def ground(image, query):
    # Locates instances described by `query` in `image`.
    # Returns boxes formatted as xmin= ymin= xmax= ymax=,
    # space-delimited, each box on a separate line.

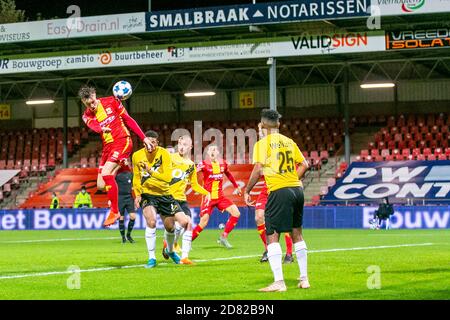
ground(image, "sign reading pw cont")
xmin=323 ymin=161 xmax=450 ymax=204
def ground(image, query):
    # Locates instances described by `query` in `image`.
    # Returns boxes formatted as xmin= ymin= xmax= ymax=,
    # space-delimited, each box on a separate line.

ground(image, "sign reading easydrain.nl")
xmin=386 ymin=28 xmax=450 ymax=50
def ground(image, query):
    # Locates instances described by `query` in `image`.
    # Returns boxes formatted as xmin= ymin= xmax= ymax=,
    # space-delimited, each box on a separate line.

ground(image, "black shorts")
xmin=265 ymin=187 xmax=304 ymax=235
xmin=175 ymin=200 xmax=192 ymax=217
xmin=140 ymin=194 xmax=183 ymax=217
xmin=118 ymin=194 xmax=135 ymax=216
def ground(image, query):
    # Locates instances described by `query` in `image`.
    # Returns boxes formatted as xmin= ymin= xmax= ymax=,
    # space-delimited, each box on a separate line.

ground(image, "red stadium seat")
xmin=427 ymin=154 xmax=436 ymax=161
xmin=423 ymin=148 xmax=432 ymax=156
xmin=438 ymin=154 xmax=447 ymax=161
xmin=381 ymin=149 xmax=390 ymax=159
xmin=417 ymin=154 xmax=426 ymax=161
xmin=368 ymin=149 xmax=378 ymax=157
xmin=402 ymin=149 xmax=411 ymax=158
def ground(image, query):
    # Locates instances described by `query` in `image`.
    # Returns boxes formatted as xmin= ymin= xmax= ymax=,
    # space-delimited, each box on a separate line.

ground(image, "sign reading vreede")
xmin=0 ymin=31 xmax=385 ymax=75
xmin=386 ymin=27 xmax=450 ymax=50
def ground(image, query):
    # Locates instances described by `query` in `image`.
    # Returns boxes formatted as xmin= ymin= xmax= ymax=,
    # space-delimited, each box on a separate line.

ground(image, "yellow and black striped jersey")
xmin=169 ymin=153 xmax=209 ymax=201
xmin=132 ymin=146 xmax=172 ymax=196
xmin=253 ymin=133 xmax=305 ymax=192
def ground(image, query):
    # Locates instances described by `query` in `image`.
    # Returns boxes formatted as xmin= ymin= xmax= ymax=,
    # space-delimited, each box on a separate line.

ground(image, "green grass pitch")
xmin=0 ymin=229 xmax=448 ymax=300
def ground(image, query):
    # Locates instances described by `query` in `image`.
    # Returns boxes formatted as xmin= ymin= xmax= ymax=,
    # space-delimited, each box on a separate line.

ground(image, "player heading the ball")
xmin=79 ymin=84 xmax=152 ymax=227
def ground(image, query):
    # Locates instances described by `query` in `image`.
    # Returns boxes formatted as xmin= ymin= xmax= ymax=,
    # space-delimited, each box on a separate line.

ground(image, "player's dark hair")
xmin=145 ymin=130 xmax=159 ymax=139
xmin=78 ymin=85 xmax=96 ymax=100
xmin=261 ymin=109 xmax=282 ymax=125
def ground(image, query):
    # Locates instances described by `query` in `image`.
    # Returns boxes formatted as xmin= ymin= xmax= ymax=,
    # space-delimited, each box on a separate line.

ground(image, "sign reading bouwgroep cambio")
xmin=322 ymin=160 xmax=450 ymax=205
xmin=0 ymin=32 xmax=385 ymax=74
xmin=0 ymin=12 xmax=146 ymax=44
xmin=146 ymin=0 xmax=371 ymax=32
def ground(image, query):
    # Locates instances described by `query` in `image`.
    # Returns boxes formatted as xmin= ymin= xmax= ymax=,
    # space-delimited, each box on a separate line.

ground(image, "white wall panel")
xmin=286 ymin=86 xmax=336 ymax=107
xmin=184 ymin=91 xmax=228 ymax=111
xmin=398 ymin=81 xmax=450 ymax=101
xmin=131 ymin=93 xmax=173 ymax=113
xmin=349 ymin=83 xmax=394 ymax=103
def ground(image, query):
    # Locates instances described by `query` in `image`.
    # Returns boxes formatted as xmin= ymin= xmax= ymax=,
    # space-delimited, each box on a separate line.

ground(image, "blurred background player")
xmin=251 ymin=180 xmax=294 ymax=263
xmin=116 ymin=163 xmax=136 ymax=244
xmin=73 ymin=186 xmax=93 ymax=209
xmin=79 ymin=85 xmax=152 ymax=227
xmin=370 ymin=197 xmax=394 ymax=230
xmin=245 ymin=109 xmax=310 ymax=292
xmin=132 ymin=130 xmax=189 ymax=268
xmin=49 ymin=192 xmax=60 ymax=209
xmin=192 ymin=144 xmax=242 ymax=249
xmin=162 ymin=135 xmax=211 ymax=264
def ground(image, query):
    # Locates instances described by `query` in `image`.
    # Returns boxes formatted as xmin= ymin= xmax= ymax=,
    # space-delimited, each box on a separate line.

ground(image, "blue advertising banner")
xmin=322 ymin=160 xmax=450 ymax=205
xmin=1 ymin=205 xmax=448 ymax=230
xmin=145 ymin=0 xmax=370 ymax=32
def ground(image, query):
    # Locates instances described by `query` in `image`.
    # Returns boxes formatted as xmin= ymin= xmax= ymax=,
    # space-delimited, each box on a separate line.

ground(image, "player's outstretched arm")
xmin=120 ymin=111 xmax=146 ymax=140
xmin=190 ymin=166 xmax=209 ymax=197
xmin=132 ymin=154 xmax=143 ymax=207
xmin=244 ymin=162 xmax=263 ymax=206
xmin=297 ymin=160 xmax=309 ymax=180
xmin=224 ymin=164 xmax=242 ymax=195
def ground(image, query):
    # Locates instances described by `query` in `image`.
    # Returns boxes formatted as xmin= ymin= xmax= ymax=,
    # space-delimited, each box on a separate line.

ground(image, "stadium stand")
xmin=357 ymin=113 xmax=449 ymax=162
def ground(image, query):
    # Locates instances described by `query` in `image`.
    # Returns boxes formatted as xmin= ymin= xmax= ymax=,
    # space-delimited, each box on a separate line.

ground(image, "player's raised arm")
xmin=114 ymin=99 xmax=153 ymax=150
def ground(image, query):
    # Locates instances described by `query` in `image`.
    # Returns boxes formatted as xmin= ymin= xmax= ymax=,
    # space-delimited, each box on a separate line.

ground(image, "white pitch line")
xmin=0 ymin=236 xmax=144 ymax=244
xmin=0 ymin=243 xmax=434 ymax=281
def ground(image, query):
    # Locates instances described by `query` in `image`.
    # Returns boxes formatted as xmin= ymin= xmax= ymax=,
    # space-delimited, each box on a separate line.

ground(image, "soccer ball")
xmin=113 ymin=81 xmax=132 ymax=100
xmin=218 ymin=223 xmax=225 ymax=230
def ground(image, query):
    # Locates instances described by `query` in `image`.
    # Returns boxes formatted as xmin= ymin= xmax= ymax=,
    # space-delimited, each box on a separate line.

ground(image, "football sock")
xmin=102 ymin=175 xmax=119 ymax=213
xmin=267 ymin=242 xmax=284 ymax=282
xmin=164 ymin=230 xmax=175 ymax=253
xmin=285 ymin=234 xmax=293 ymax=255
xmin=192 ymin=225 xmax=203 ymax=241
xmin=294 ymin=241 xmax=308 ymax=279
xmin=174 ymin=221 xmax=184 ymax=243
xmin=145 ymin=227 xmax=156 ymax=260
xmin=127 ymin=219 xmax=135 ymax=236
xmin=257 ymin=223 xmax=267 ymax=249
xmin=222 ymin=215 xmax=239 ymax=237
xmin=181 ymin=231 xmax=193 ymax=259
xmin=119 ymin=219 xmax=125 ymax=238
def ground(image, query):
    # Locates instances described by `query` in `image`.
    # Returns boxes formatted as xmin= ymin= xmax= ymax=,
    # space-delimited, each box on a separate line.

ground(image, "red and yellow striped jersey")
xmin=82 ymin=96 xmax=130 ymax=145
xmin=197 ymin=159 xmax=239 ymax=200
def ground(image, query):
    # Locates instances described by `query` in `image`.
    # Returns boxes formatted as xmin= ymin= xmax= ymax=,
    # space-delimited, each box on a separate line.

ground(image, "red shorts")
xmin=200 ymin=196 xmax=234 ymax=217
xmin=99 ymin=137 xmax=133 ymax=170
xmin=255 ymin=188 xmax=268 ymax=211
